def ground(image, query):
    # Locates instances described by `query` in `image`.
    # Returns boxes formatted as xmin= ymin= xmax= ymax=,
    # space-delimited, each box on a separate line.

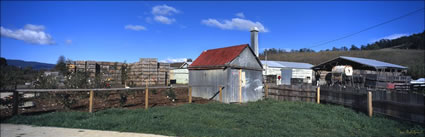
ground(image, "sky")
xmin=1 ymin=1 xmax=424 ymax=64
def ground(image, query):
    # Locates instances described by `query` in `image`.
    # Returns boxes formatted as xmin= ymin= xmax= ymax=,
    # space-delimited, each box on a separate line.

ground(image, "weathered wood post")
xmin=317 ymin=86 xmax=320 ymax=104
xmin=265 ymin=84 xmax=269 ymax=99
xmin=219 ymin=86 xmax=223 ymax=102
xmin=89 ymin=90 xmax=94 ymax=113
xmin=239 ymin=69 xmax=242 ymax=104
xmin=12 ymin=90 xmax=19 ymax=115
xmin=145 ymin=81 xmax=149 ymax=110
xmin=188 ymin=86 xmax=192 ymax=103
xmin=368 ymin=91 xmax=373 ymax=117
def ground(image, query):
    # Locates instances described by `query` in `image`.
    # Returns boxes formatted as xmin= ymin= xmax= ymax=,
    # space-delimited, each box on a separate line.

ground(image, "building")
xmin=312 ymin=56 xmax=410 ymax=90
xmin=261 ymin=60 xmax=313 ymax=85
xmin=169 ymin=62 xmax=191 ymax=84
xmin=188 ymin=44 xmax=263 ymax=103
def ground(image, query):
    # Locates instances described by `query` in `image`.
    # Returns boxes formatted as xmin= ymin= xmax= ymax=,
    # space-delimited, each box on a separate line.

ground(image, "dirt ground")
xmin=1 ymin=87 xmax=211 ymax=119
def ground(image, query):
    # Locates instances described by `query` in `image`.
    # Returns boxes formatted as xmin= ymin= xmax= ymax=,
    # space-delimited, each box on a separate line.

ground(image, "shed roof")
xmin=261 ymin=60 xmax=313 ymax=69
xmin=312 ymin=56 xmax=407 ymax=71
xmin=340 ymin=56 xmax=407 ymax=69
xmin=189 ymin=44 xmax=262 ymax=70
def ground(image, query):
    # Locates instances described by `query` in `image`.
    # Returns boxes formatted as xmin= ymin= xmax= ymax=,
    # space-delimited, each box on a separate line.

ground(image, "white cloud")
xmin=1 ymin=24 xmax=55 ymax=45
xmin=201 ymin=18 xmax=268 ymax=32
xmin=235 ymin=12 xmax=245 ymax=18
xmin=154 ymin=16 xmax=175 ymax=24
xmin=160 ymin=58 xmax=187 ymax=63
xmin=372 ymin=33 xmax=409 ymax=42
xmin=152 ymin=5 xmax=179 ymax=16
xmin=24 ymin=24 xmax=45 ymax=31
xmin=65 ymin=39 xmax=72 ymax=45
xmin=149 ymin=5 xmax=180 ymax=24
xmin=125 ymin=25 xmax=147 ymax=31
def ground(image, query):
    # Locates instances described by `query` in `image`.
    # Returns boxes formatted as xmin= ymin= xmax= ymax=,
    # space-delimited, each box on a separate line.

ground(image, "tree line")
xmin=260 ymin=31 xmax=424 ymax=56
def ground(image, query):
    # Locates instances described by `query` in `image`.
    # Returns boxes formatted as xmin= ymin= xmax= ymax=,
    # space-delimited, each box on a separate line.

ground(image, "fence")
xmin=267 ymin=84 xmax=425 ymax=124
xmin=0 ymin=85 xmax=207 ymax=119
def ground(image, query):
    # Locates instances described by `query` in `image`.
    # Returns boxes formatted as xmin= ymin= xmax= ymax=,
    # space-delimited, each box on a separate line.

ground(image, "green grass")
xmin=3 ymin=100 xmax=424 ymax=137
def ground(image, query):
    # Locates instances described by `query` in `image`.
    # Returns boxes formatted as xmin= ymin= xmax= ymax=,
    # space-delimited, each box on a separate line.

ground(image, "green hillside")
xmin=260 ymin=49 xmax=425 ymax=79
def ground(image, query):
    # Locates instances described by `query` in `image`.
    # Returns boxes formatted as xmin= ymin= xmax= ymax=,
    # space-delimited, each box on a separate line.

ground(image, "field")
xmin=260 ymin=49 xmax=425 ymax=78
xmin=3 ymin=100 xmax=424 ymax=137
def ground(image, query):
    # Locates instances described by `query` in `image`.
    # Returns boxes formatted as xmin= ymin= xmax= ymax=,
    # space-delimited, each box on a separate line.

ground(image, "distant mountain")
xmin=6 ymin=59 xmax=55 ymax=70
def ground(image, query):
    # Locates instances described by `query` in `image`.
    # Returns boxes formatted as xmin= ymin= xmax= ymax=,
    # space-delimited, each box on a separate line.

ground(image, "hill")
xmin=260 ymin=49 xmax=425 ymax=79
xmin=6 ymin=59 xmax=55 ymax=70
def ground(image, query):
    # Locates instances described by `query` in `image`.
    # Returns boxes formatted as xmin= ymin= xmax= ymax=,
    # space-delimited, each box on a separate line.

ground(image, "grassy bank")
xmin=3 ymin=100 xmax=424 ymax=137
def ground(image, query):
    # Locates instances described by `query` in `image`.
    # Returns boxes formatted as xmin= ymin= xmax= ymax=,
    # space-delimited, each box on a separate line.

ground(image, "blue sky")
xmin=1 ymin=1 xmax=424 ymax=64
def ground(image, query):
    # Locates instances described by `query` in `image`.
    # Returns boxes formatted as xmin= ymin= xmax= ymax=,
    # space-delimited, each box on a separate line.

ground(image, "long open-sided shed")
xmin=188 ymin=44 xmax=263 ymax=103
xmin=312 ymin=56 xmax=410 ymax=89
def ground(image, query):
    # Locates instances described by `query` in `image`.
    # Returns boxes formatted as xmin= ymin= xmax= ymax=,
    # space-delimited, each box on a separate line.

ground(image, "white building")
xmin=261 ymin=60 xmax=313 ymax=85
xmin=169 ymin=62 xmax=191 ymax=84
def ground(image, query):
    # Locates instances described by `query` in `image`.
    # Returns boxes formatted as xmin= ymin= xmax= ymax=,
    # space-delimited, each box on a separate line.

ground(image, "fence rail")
xmin=267 ymin=84 xmax=425 ymax=124
xmin=0 ymin=85 xmax=198 ymax=119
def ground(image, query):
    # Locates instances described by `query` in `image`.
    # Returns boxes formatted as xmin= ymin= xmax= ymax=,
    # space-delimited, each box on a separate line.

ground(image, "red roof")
xmin=190 ymin=44 xmax=248 ymax=68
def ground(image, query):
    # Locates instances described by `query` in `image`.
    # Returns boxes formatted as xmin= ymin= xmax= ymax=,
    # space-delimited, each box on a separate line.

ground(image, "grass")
xmin=3 ymin=100 xmax=424 ymax=137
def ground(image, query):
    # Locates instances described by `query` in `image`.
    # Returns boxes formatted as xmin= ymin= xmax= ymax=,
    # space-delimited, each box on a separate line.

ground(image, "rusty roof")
xmin=189 ymin=44 xmax=249 ymax=69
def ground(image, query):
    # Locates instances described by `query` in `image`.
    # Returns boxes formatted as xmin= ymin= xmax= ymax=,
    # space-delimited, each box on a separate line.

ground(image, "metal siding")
xmin=292 ymin=69 xmax=313 ymax=83
xmin=189 ymin=69 xmax=228 ymax=102
xmin=281 ymin=68 xmax=292 ymax=85
xmin=241 ymin=69 xmax=264 ymax=102
xmin=229 ymin=48 xmax=262 ymax=70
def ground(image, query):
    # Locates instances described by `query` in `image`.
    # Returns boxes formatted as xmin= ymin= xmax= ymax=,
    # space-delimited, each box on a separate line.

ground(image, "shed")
xmin=261 ymin=60 xmax=313 ymax=85
xmin=170 ymin=62 xmax=191 ymax=84
xmin=312 ymin=56 xmax=410 ymax=89
xmin=188 ymin=44 xmax=263 ymax=103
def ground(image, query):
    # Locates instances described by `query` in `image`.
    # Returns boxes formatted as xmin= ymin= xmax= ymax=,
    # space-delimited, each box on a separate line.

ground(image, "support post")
xmin=145 ymin=81 xmax=149 ymax=109
xmin=368 ymin=91 xmax=373 ymax=117
xmin=12 ymin=90 xmax=19 ymax=115
xmin=317 ymin=86 xmax=320 ymax=104
xmin=188 ymin=86 xmax=192 ymax=103
xmin=265 ymin=84 xmax=269 ymax=98
xmin=219 ymin=86 xmax=223 ymax=102
xmin=89 ymin=90 xmax=94 ymax=113
xmin=239 ymin=69 xmax=242 ymax=104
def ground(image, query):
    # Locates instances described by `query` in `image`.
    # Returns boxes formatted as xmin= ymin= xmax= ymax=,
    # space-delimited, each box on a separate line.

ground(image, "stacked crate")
xmin=99 ymin=62 xmax=123 ymax=86
xmin=126 ymin=58 xmax=170 ymax=86
xmin=157 ymin=63 xmax=170 ymax=85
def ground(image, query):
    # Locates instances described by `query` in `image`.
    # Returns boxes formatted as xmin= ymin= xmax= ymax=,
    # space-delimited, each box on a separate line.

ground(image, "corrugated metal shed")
xmin=261 ymin=60 xmax=313 ymax=69
xmin=189 ymin=44 xmax=263 ymax=103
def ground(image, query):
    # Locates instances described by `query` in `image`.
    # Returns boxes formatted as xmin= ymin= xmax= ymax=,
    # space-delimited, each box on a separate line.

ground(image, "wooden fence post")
xmin=89 ymin=90 xmax=94 ymax=113
xmin=145 ymin=82 xmax=149 ymax=110
xmin=219 ymin=86 xmax=223 ymax=102
xmin=265 ymin=84 xmax=269 ymax=99
xmin=368 ymin=91 xmax=373 ymax=117
xmin=12 ymin=90 xmax=19 ymax=115
xmin=317 ymin=86 xmax=320 ymax=104
xmin=189 ymin=86 xmax=192 ymax=103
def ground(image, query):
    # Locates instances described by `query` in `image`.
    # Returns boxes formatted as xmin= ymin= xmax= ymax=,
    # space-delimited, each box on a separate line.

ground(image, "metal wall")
xmin=189 ymin=68 xmax=263 ymax=103
xmin=229 ymin=48 xmax=262 ymax=70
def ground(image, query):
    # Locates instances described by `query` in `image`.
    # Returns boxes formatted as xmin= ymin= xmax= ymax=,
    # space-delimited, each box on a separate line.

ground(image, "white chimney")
xmin=250 ymin=27 xmax=259 ymax=57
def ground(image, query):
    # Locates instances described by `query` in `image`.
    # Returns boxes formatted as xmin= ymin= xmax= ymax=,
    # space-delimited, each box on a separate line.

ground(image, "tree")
xmin=55 ymin=55 xmax=68 ymax=75
xmin=350 ymin=45 xmax=359 ymax=51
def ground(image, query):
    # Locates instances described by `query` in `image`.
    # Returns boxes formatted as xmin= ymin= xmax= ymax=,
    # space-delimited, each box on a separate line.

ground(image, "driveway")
xmin=1 ymin=124 xmax=168 ymax=137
